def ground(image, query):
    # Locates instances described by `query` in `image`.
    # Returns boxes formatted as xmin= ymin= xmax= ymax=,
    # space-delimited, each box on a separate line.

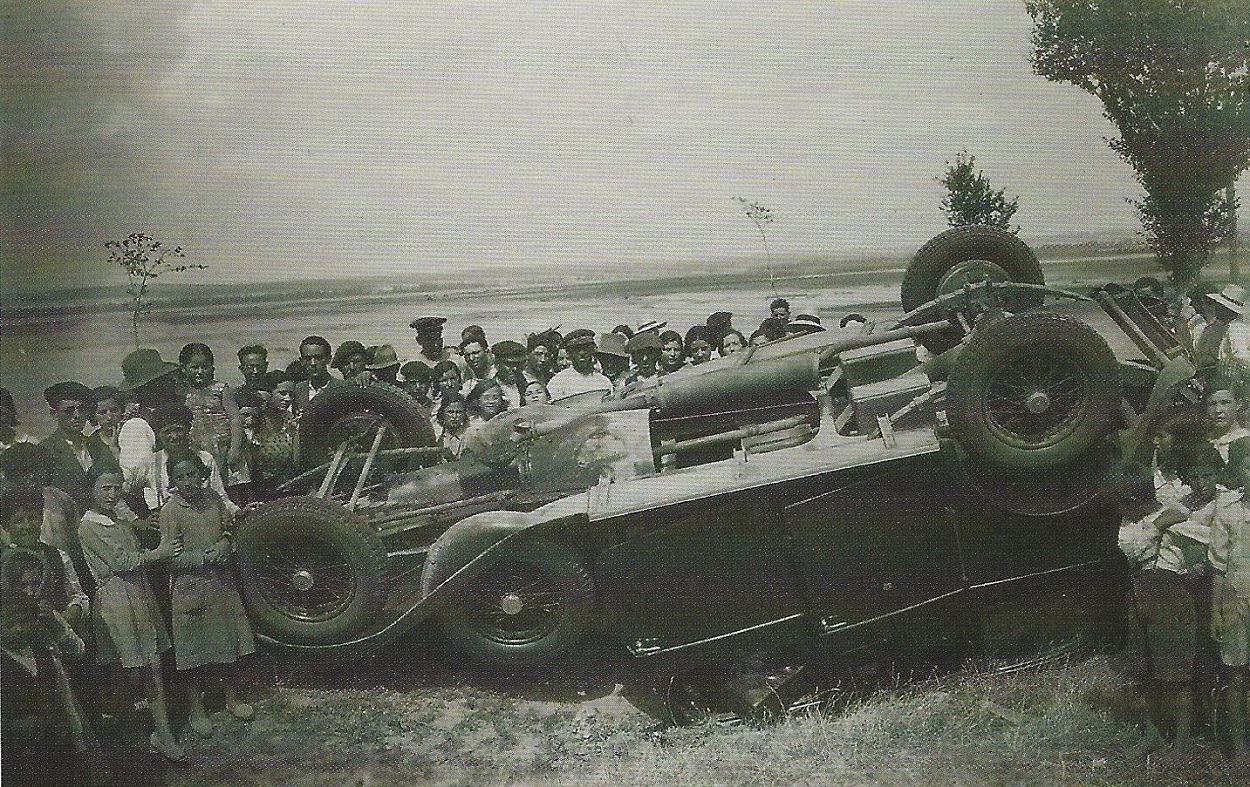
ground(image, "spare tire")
xmin=299 ymin=382 xmax=435 ymax=469
xmin=235 ymin=496 xmax=388 ymax=645
xmin=947 ymin=312 xmax=1121 ymax=472
xmin=902 ymin=226 xmax=1045 ymax=353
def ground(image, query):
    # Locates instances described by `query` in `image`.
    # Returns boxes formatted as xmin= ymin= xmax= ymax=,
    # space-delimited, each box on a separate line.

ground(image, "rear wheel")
xmin=235 ymin=497 xmax=388 ymax=645
xmin=901 ymin=226 xmax=1045 ymax=353
xmin=437 ymin=539 xmax=594 ymax=667
xmin=947 ymin=312 xmax=1121 ymax=471
xmin=299 ymin=383 xmax=435 ymax=469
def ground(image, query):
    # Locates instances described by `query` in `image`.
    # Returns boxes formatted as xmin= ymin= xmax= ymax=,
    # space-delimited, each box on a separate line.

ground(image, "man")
xmin=38 ymin=382 xmax=120 ymax=513
xmin=331 ymin=340 xmax=370 ymax=382
xmin=293 ymin=336 xmax=343 ymax=415
xmin=619 ymin=331 xmax=662 ymax=394
xmin=366 ymin=345 xmax=402 ymax=386
xmin=235 ymin=345 xmax=270 ymax=403
xmin=547 ymin=330 xmax=613 ymax=402
xmin=409 ymin=316 xmax=460 ymax=368
xmin=596 ymin=332 xmax=631 ymax=390
xmin=117 ymin=347 xmax=182 ymax=514
xmin=525 ymin=330 xmax=561 ymax=384
xmin=491 ymin=340 xmax=529 ymax=408
xmin=461 ymin=337 xmax=497 ymax=384
xmin=787 ymin=314 xmax=826 ymax=336
xmin=770 ymin=298 xmax=791 ymax=324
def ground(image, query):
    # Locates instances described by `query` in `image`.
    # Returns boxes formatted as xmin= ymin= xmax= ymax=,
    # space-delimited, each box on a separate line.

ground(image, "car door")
xmin=781 ymin=453 xmax=967 ymax=655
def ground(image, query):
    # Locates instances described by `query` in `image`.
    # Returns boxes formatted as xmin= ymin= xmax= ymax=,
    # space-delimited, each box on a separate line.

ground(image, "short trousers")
xmin=1132 ymin=569 xmax=1198 ymax=683
xmin=1213 ymin=579 xmax=1250 ymax=668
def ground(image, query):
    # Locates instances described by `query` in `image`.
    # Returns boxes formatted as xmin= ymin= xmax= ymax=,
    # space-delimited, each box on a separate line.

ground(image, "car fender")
xmin=419 ymin=510 xmax=586 ymax=608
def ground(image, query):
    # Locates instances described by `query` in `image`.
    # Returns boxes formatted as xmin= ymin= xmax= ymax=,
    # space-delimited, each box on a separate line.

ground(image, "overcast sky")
xmin=3 ymin=1 xmax=1149 ymax=290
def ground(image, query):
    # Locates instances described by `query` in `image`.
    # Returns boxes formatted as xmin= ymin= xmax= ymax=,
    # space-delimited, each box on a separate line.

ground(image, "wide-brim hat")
xmin=1203 ymin=283 xmax=1248 ymax=322
xmin=119 ymin=348 xmax=180 ymax=391
xmin=635 ymin=319 xmax=667 ymax=334
xmin=366 ymin=344 xmax=401 ymax=370
xmin=596 ymin=332 xmax=628 ymax=357
xmin=332 ymin=341 xmax=368 ymax=370
xmin=409 ymin=316 xmax=447 ymax=333
xmin=789 ymin=314 xmax=826 ymax=333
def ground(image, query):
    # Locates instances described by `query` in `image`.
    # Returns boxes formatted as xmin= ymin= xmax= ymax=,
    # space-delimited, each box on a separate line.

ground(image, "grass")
xmin=159 ymin=649 xmax=1243 ymax=787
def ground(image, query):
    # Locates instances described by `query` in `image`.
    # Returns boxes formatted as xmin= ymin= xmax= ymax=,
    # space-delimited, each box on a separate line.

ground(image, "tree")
xmin=1027 ymin=0 xmax=1250 ymax=287
xmin=937 ymin=151 xmax=1021 ymax=232
xmin=106 ymin=233 xmax=204 ymax=347
xmin=735 ymin=197 xmax=778 ymax=295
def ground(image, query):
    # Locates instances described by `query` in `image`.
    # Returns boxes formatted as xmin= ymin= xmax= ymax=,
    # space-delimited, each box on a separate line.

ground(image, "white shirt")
xmin=547 ymin=368 xmax=613 ymax=402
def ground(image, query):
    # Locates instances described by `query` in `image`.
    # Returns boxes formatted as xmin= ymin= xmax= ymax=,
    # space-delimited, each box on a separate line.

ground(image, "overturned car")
xmin=234 ymin=226 xmax=1220 ymax=682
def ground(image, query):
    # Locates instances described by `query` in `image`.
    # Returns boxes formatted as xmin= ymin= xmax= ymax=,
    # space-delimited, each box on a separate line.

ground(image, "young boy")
xmin=1207 ymin=436 xmax=1250 ymax=763
xmin=1118 ymin=441 xmax=1222 ymax=748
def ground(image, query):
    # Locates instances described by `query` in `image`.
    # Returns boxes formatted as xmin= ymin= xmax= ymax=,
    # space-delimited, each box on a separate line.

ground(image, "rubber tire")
xmin=299 ymin=382 xmax=435 ymax=469
xmin=235 ymin=497 xmax=388 ymax=645
xmin=902 ymin=226 xmax=1045 ymax=353
xmin=437 ymin=539 xmax=594 ymax=667
xmin=947 ymin=312 xmax=1121 ymax=472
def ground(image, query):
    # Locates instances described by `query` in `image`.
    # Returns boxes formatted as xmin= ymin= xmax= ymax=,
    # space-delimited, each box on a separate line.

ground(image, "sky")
xmin=2 ymin=0 xmax=1152 ymax=291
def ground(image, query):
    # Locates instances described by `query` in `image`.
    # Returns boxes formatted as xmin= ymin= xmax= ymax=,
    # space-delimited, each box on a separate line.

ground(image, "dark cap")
xmin=409 ymin=316 xmax=447 ymax=333
xmin=44 ymin=381 xmax=95 ymax=408
xmin=625 ymin=331 xmax=662 ymax=354
xmin=492 ymin=340 xmax=528 ymax=363
xmin=563 ymin=329 xmax=596 ymax=350
xmin=331 ymin=341 xmax=368 ymax=370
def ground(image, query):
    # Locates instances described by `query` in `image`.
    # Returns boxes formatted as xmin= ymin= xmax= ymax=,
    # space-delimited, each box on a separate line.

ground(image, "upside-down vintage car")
xmin=234 ymin=226 xmax=1222 ymax=685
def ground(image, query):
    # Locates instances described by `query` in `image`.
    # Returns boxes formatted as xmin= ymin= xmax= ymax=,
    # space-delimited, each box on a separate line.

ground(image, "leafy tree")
xmin=736 ymin=197 xmax=778 ymax=294
xmin=106 ymin=233 xmax=204 ymax=347
xmin=1027 ymin=0 xmax=1250 ymax=286
xmin=937 ymin=151 xmax=1021 ymax=232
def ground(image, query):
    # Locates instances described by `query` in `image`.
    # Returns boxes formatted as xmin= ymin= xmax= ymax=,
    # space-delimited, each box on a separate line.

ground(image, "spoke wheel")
xmin=300 ymin=383 xmax=435 ymax=469
xmin=236 ymin=497 xmax=388 ymax=644
xmin=947 ymin=312 xmax=1120 ymax=471
xmin=438 ymin=539 xmax=593 ymax=667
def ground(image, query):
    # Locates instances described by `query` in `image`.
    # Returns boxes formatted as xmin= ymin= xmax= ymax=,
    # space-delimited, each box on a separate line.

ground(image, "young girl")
xmin=436 ymin=393 xmax=470 ymax=461
xmin=180 ymin=343 xmax=246 ymax=490
xmin=160 ymin=454 xmax=256 ymax=738
xmin=76 ymin=470 xmax=184 ymax=763
xmin=465 ymin=378 xmax=508 ymax=425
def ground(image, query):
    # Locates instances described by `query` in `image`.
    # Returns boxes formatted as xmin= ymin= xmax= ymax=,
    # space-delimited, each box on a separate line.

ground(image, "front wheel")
xmin=436 ymin=539 xmax=594 ymax=667
xmin=235 ymin=497 xmax=388 ymax=645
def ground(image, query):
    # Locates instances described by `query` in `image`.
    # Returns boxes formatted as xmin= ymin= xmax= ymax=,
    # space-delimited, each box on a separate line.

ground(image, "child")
xmin=90 ymin=385 xmax=125 ymax=461
xmin=76 ymin=470 xmax=184 ymax=763
xmin=180 ymin=343 xmax=246 ymax=489
xmin=1 ymin=548 xmax=106 ymax=786
xmin=436 ymin=393 xmax=470 ymax=461
xmin=1 ymin=480 xmax=90 ymax=640
xmin=160 ymin=454 xmax=256 ymax=738
xmin=1207 ymin=436 xmax=1250 ymax=764
xmin=142 ymin=403 xmax=238 ymax=516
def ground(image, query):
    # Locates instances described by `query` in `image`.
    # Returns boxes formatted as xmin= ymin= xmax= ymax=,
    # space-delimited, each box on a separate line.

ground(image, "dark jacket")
xmin=38 ymin=431 xmax=121 ymax=513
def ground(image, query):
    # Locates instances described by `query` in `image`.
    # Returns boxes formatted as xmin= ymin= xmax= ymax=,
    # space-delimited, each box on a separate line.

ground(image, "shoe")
xmin=188 ymin=711 xmax=214 ymax=738
xmin=226 ymin=699 xmax=255 ymax=721
xmin=149 ymin=732 xmax=188 ymax=765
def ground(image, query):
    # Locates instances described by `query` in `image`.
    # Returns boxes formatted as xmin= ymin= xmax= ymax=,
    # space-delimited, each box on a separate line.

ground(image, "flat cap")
xmin=492 ymin=340 xmax=528 ymax=363
xmin=625 ymin=331 xmax=662 ymax=354
xmin=563 ymin=328 xmax=597 ymax=350
xmin=43 ymin=381 xmax=95 ymax=408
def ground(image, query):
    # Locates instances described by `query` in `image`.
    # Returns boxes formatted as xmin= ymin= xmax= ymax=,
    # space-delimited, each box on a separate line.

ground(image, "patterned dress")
xmin=159 ymin=489 xmax=256 ymax=671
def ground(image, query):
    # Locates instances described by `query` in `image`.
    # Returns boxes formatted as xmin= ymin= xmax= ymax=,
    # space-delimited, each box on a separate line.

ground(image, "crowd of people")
xmin=12 ymin=279 xmax=1250 ymax=777
xmin=0 ymin=296 xmax=824 ymax=782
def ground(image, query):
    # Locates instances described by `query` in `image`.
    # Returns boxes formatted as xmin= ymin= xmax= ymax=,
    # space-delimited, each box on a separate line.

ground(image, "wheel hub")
xmin=291 ymin=569 xmax=315 ymax=592
xmin=1025 ymin=391 xmax=1051 ymax=414
xmin=499 ymin=592 xmax=525 ymax=616
xmin=936 ymin=259 xmax=1011 ymax=298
